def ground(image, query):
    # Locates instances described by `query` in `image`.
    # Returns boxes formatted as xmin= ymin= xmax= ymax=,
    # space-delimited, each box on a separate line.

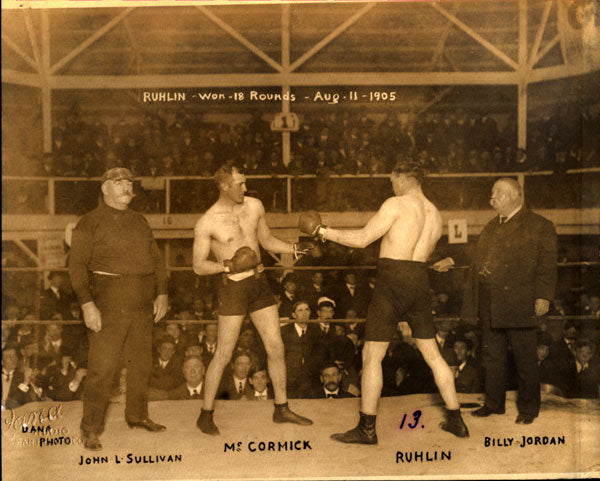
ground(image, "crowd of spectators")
xmin=5 ymin=105 xmax=599 ymax=179
xmin=4 ymin=105 xmax=599 ymax=215
xmin=2 ymin=267 xmax=599 ymax=410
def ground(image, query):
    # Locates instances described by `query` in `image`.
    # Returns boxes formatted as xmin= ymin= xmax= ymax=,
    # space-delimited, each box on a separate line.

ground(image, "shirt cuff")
xmin=68 ymin=381 xmax=79 ymax=392
xmin=18 ymin=383 xmax=29 ymax=392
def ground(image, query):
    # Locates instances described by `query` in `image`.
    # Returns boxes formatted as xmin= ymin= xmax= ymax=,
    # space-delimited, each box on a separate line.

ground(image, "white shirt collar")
xmin=187 ymin=382 xmax=203 ymax=395
xmin=502 ymin=205 xmax=522 ymax=223
xmin=233 ymin=375 xmax=246 ymax=387
xmin=319 ymin=322 xmax=330 ymax=333
xmin=50 ymin=286 xmax=60 ymax=295
xmin=254 ymin=388 xmax=268 ymax=398
xmin=576 ymin=360 xmax=588 ymax=373
xmin=324 ymin=388 xmax=339 ymax=396
xmin=458 ymin=361 xmax=467 ymax=372
xmin=294 ymin=324 xmax=307 ymax=337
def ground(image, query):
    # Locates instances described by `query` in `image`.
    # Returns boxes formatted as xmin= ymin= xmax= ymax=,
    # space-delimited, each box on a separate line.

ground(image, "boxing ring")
xmin=2 ymin=391 xmax=599 ymax=480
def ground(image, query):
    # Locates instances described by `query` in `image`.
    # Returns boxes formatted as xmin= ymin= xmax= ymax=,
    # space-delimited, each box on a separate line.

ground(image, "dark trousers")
xmin=81 ymin=274 xmax=155 ymax=433
xmin=479 ymin=285 xmax=540 ymax=417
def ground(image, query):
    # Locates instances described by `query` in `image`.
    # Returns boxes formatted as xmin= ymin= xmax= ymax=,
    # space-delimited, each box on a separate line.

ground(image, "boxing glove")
xmin=223 ymin=246 xmax=259 ymax=274
xmin=298 ymin=211 xmax=326 ymax=241
xmin=293 ymin=240 xmax=322 ymax=259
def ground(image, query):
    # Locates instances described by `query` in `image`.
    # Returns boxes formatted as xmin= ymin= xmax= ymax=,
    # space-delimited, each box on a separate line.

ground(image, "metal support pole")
xmin=165 ymin=177 xmax=171 ymax=214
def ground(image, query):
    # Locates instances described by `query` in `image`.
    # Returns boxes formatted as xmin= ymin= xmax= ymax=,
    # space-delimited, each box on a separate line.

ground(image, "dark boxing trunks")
xmin=365 ymin=258 xmax=435 ymax=341
xmin=217 ymin=270 xmax=276 ymax=317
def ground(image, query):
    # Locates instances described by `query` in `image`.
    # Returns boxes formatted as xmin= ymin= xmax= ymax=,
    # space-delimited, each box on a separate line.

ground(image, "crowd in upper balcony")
xmin=4 ymin=104 xmax=599 ymax=179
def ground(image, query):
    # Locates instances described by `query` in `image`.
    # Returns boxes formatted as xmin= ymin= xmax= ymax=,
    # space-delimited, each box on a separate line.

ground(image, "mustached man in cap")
xmin=69 ymin=167 xmax=168 ymax=451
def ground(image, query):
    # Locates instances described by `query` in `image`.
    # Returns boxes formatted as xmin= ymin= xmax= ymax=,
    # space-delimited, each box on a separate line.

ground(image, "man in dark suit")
xmin=307 ymin=363 xmax=355 ymax=399
xmin=166 ymin=356 xmax=205 ymax=400
xmin=2 ymin=346 xmax=21 ymax=408
xmin=200 ymin=323 xmax=218 ymax=369
xmin=280 ymin=300 xmax=314 ymax=398
xmin=149 ymin=335 xmax=185 ymax=396
xmin=245 ymin=365 xmax=274 ymax=401
xmin=39 ymin=271 xmax=71 ymax=320
xmin=452 ymin=338 xmax=482 ymax=394
xmin=217 ymin=350 xmax=254 ymax=400
xmin=278 ymin=273 xmax=299 ymax=319
xmin=433 ymin=178 xmax=557 ymax=424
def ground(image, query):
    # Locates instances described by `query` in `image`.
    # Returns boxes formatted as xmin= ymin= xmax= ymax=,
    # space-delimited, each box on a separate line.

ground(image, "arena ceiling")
xmin=1 ymin=1 xmax=576 ymax=84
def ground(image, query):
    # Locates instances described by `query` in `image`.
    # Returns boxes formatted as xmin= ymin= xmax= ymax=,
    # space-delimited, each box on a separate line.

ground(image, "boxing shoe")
xmin=273 ymin=403 xmax=313 ymax=426
xmin=126 ymin=418 xmax=166 ymax=432
xmin=223 ymin=246 xmax=259 ymax=274
xmin=82 ymin=430 xmax=102 ymax=451
xmin=298 ymin=211 xmax=326 ymax=241
xmin=197 ymin=409 xmax=220 ymax=435
xmin=330 ymin=412 xmax=378 ymax=445
xmin=440 ymin=409 xmax=469 ymax=438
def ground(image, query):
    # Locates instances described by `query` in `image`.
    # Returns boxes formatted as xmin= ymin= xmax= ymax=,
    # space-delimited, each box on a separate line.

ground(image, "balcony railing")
xmin=3 ymin=168 xmax=600 ymax=216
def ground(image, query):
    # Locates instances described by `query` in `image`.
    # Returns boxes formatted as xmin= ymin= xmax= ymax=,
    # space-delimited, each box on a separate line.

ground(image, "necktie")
xmin=326 ymin=393 xmax=335 ymax=398
xmin=191 ymin=389 xmax=197 ymax=397
xmin=238 ymin=381 xmax=243 ymax=393
xmin=257 ymin=394 xmax=267 ymax=400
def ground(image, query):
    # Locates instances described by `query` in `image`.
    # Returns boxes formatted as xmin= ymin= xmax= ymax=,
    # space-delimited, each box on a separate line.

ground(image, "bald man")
xmin=433 ymin=178 xmax=557 ymax=424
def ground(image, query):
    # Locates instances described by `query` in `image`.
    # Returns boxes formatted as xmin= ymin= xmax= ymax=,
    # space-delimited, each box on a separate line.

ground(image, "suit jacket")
xmin=167 ymin=382 xmax=205 ymax=400
xmin=306 ymin=386 xmax=355 ymax=399
xmin=245 ymin=386 xmax=274 ymax=401
xmin=39 ymin=288 xmax=71 ymax=320
xmin=45 ymin=364 xmax=83 ymax=401
xmin=217 ymin=375 xmax=253 ymax=400
xmin=149 ymin=357 xmax=185 ymax=391
xmin=461 ymin=209 xmax=557 ymax=328
xmin=5 ymin=375 xmax=48 ymax=409
xmin=454 ymin=361 xmax=482 ymax=393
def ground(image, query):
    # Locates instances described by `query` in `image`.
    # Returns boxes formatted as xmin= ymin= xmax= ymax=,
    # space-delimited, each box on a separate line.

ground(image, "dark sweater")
xmin=69 ymin=201 xmax=167 ymax=305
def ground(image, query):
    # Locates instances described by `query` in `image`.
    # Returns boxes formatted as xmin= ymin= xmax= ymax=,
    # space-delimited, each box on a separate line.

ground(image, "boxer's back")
xmin=380 ymin=193 xmax=442 ymax=262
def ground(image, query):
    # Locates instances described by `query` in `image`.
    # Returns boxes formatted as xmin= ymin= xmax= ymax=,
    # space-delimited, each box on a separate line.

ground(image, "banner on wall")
xmin=38 ymin=234 xmax=67 ymax=268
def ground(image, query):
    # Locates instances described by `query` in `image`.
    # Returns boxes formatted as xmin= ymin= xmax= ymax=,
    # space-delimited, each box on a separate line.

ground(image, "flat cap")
xmin=101 ymin=167 xmax=134 ymax=183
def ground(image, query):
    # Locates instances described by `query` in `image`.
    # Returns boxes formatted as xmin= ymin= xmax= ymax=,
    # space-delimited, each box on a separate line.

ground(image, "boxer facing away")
xmin=299 ymin=163 xmax=469 ymax=444
xmin=192 ymin=161 xmax=314 ymax=435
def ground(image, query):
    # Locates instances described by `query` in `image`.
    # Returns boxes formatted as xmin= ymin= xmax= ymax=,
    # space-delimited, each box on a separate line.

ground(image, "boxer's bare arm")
xmin=324 ymin=198 xmax=400 ymax=249
xmin=255 ymin=200 xmax=295 ymax=255
xmin=192 ymin=216 xmax=225 ymax=275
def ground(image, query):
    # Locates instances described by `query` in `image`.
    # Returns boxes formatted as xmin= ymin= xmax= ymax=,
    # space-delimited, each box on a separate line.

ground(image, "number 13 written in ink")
xmin=399 ymin=410 xmax=424 ymax=430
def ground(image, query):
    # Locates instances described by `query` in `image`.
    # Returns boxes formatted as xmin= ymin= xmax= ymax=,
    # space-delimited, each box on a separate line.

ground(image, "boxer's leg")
xmin=203 ymin=314 xmax=244 ymax=410
xmin=250 ymin=305 xmax=286 ymax=404
xmin=414 ymin=338 xmax=459 ymax=410
xmin=360 ymin=341 xmax=389 ymax=414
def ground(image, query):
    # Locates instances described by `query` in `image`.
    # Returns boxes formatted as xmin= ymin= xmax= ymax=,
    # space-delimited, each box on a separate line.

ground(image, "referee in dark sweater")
xmin=69 ymin=167 xmax=169 ymax=451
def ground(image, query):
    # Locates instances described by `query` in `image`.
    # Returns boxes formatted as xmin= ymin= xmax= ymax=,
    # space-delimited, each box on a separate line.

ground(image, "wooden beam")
xmin=1 ymin=32 xmax=38 ymax=72
xmin=289 ymin=3 xmax=376 ymax=73
xmin=23 ymin=10 xmax=42 ymax=73
xmin=533 ymin=34 xmax=560 ymax=67
xmin=13 ymin=239 xmax=40 ymax=266
xmin=47 ymin=71 xmax=520 ymax=90
xmin=528 ymin=63 xmax=596 ymax=83
xmin=430 ymin=3 xmax=519 ymax=71
xmin=517 ymin=0 xmax=527 ymax=150
xmin=195 ymin=6 xmax=283 ymax=73
xmin=41 ymin=9 xmax=52 ymax=153
xmin=528 ymin=1 xmax=553 ymax=69
xmin=49 ymin=8 xmax=134 ymax=75
xmin=1 ymin=68 xmax=41 ymax=88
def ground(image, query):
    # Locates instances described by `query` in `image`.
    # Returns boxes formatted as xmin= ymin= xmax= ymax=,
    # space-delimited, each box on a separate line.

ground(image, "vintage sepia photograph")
xmin=2 ymin=0 xmax=599 ymax=479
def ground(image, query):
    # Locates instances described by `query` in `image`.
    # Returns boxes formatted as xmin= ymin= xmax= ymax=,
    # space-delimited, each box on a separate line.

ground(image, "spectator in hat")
xmin=148 ymin=335 xmax=185 ymax=397
xmin=184 ymin=336 xmax=203 ymax=359
xmin=39 ymin=271 xmax=72 ymax=321
xmin=278 ymin=273 xmax=299 ymax=319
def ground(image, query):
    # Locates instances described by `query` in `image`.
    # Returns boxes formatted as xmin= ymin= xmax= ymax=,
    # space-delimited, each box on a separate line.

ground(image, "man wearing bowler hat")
xmin=69 ymin=167 xmax=169 ymax=450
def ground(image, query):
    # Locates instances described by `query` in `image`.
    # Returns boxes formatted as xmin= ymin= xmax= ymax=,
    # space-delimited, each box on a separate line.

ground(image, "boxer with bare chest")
xmin=298 ymin=163 xmax=469 ymax=444
xmin=193 ymin=162 xmax=313 ymax=435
